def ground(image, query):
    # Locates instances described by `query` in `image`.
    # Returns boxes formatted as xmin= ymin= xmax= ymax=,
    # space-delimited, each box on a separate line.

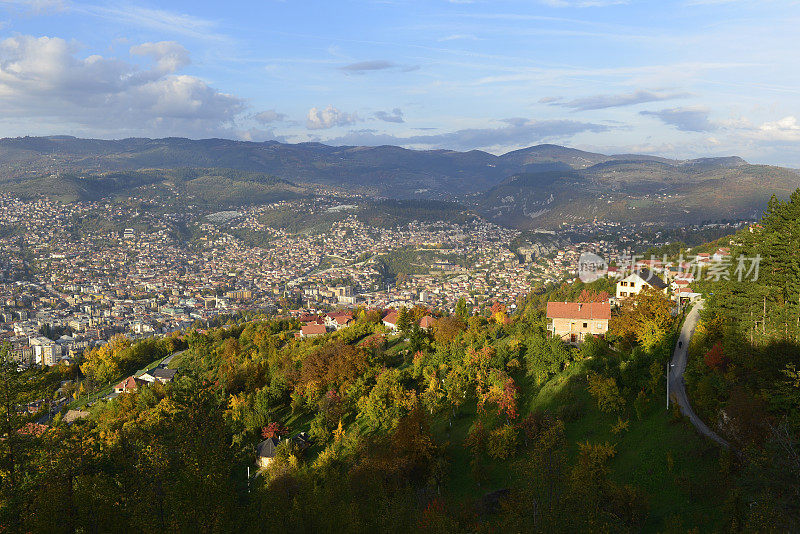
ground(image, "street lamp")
xmin=666 ymin=361 xmax=675 ymax=410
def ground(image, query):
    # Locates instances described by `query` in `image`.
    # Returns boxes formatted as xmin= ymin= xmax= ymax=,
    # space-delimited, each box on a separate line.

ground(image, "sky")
xmin=1 ymin=0 xmax=799 ymax=166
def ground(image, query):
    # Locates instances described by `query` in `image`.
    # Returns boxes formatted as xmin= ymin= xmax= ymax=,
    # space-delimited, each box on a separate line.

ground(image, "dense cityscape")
xmin=1 ymin=190 xmax=751 ymax=370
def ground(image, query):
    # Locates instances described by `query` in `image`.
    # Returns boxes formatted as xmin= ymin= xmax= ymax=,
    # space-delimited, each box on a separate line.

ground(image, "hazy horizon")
xmin=1 ymin=1 xmax=799 ymax=166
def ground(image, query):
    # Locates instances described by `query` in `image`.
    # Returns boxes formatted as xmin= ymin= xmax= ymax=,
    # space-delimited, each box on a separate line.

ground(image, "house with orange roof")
xmin=382 ymin=310 xmax=400 ymax=332
xmin=299 ymin=324 xmax=327 ymax=338
xmin=546 ymin=301 xmax=611 ymax=345
xmin=325 ymin=311 xmax=353 ymax=330
xmin=114 ymin=375 xmax=139 ymax=394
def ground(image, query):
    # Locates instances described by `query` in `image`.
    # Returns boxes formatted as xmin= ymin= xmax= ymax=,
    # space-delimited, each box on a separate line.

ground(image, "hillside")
xmin=1 ymin=136 xmax=799 ymax=228
xmin=1 ymin=279 xmax=739 ymax=532
xmin=477 ymin=161 xmax=800 ymax=229
xmin=4 ymin=202 xmax=799 ymax=530
xmin=0 ymin=168 xmax=307 ymax=207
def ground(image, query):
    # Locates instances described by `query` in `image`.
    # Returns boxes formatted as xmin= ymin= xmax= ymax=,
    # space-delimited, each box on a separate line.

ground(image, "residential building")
xmin=616 ymin=268 xmax=668 ymax=300
xmin=300 ymin=324 xmax=327 ymax=338
xmin=546 ymin=301 xmax=611 ymax=344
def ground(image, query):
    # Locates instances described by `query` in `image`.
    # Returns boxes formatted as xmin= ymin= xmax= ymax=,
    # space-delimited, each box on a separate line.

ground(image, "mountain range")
xmin=1 ymin=136 xmax=798 ymax=229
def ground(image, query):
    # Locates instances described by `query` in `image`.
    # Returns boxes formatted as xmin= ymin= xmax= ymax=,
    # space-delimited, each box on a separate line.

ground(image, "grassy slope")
xmin=428 ymin=358 xmax=727 ymax=532
xmin=167 ymin=328 xmax=728 ymax=531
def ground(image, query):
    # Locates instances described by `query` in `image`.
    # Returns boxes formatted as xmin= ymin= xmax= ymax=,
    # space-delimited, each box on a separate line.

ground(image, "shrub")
xmin=587 ymin=373 xmax=626 ymax=413
xmin=487 ymin=424 xmax=518 ymax=459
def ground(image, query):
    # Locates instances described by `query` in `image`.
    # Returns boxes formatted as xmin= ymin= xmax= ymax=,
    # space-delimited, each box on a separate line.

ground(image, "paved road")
xmin=669 ymin=300 xmax=730 ymax=448
xmin=159 ymin=349 xmax=186 ymax=368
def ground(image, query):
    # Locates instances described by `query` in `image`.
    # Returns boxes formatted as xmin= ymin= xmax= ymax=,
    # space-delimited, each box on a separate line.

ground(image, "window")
xmin=583 ymin=322 xmax=588 ymax=328
xmin=620 ymin=281 xmax=627 ymax=287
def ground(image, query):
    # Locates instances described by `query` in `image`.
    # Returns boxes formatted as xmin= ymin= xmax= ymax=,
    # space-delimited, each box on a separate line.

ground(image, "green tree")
xmin=487 ymin=424 xmax=518 ymax=459
xmin=455 ymin=298 xmax=469 ymax=321
xmin=587 ymin=373 xmax=625 ymax=413
xmin=0 ymin=343 xmax=30 ymax=531
xmin=397 ymin=307 xmax=411 ymax=334
xmin=358 ymin=369 xmax=417 ymax=431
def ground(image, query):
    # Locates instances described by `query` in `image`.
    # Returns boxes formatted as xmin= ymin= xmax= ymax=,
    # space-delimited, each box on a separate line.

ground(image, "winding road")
xmin=669 ymin=299 xmax=730 ymax=448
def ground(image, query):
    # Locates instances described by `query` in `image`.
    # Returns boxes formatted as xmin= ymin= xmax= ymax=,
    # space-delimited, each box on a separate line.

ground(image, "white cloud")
xmin=306 ymin=105 xmax=359 ymax=130
xmin=323 ymin=118 xmax=609 ymax=152
xmin=77 ymin=4 xmax=226 ymax=42
xmin=0 ymin=35 xmax=245 ymax=137
xmin=0 ymin=0 xmax=66 ymax=14
xmin=130 ymin=41 xmax=190 ymax=75
xmin=253 ymin=110 xmax=287 ymax=124
xmin=751 ymin=116 xmax=800 ymax=142
xmin=438 ymin=34 xmax=480 ymax=42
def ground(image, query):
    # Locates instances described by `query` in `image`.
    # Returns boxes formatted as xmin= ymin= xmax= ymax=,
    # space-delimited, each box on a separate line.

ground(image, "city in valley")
xmin=0 ymin=191 xmax=744 ymax=371
xmin=2 ymin=1 xmax=798 ymax=531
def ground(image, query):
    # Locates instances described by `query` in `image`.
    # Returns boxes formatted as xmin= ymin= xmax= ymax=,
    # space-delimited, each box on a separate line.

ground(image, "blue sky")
xmin=1 ymin=0 xmax=799 ymax=166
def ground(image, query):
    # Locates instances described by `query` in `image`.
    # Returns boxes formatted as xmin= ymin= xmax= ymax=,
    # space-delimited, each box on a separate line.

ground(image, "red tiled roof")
xmin=328 ymin=311 xmax=353 ymax=325
xmin=299 ymin=314 xmax=322 ymax=324
xmin=383 ymin=310 xmax=399 ymax=325
xmin=546 ymin=301 xmax=611 ymax=321
xmin=301 ymin=324 xmax=327 ymax=335
xmin=419 ymin=316 xmax=436 ymax=328
xmin=115 ymin=375 xmax=137 ymax=392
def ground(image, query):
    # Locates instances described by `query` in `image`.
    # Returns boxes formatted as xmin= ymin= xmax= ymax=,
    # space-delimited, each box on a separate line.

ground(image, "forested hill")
xmin=2 ymin=136 xmax=800 ymax=228
xmin=677 ymin=192 xmax=800 ymax=529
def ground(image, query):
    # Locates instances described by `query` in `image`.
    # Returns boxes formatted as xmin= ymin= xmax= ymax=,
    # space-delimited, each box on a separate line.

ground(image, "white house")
xmin=616 ymin=268 xmax=668 ymax=300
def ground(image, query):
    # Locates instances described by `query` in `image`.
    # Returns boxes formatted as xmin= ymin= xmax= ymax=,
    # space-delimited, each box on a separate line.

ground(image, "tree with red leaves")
xmin=261 ymin=422 xmax=288 ymax=439
xmin=704 ymin=342 xmax=728 ymax=372
xmin=490 ymin=302 xmax=506 ymax=315
xmin=490 ymin=301 xmax=510 ymax=325
xmin=498 ymin=378 xmax=518 ymax=420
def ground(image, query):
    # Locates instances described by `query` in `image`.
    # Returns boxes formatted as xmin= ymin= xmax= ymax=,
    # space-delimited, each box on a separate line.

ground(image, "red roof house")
xmin=382 ymin=310 xmax=400 ymax=331
xmin=419 ymin=315 xmax=436 ymax=330
xmin=546 ymin=301 xmax=611 ymax=344
xmin=114 ymin=375 xmax=138 ymax=394
xmin=300 ymin=324 xmax=328 ymax=338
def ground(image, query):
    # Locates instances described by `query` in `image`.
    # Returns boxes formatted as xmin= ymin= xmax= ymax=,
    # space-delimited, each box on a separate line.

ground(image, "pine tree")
xmin=455 ymin=298 xmax=469 ymax=321
xmin=397 ymin=307 xmax=411 ymax=334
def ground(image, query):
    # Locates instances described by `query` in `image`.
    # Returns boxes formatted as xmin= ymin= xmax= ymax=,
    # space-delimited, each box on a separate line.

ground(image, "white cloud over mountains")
xmin=753 ymin=116 xmax=800 ymax=142
xmin=306 ymin=105 xmax=359 ymax=130
xmin=325 ymin=118 xmax=609 ymax=152
xmin=253 ymin=110 xmax=287 ymax=124
xmin=0 ymin=35 xmax=244 ymax=136
xmin=130 ymin=41 xmax=191 ymax=75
